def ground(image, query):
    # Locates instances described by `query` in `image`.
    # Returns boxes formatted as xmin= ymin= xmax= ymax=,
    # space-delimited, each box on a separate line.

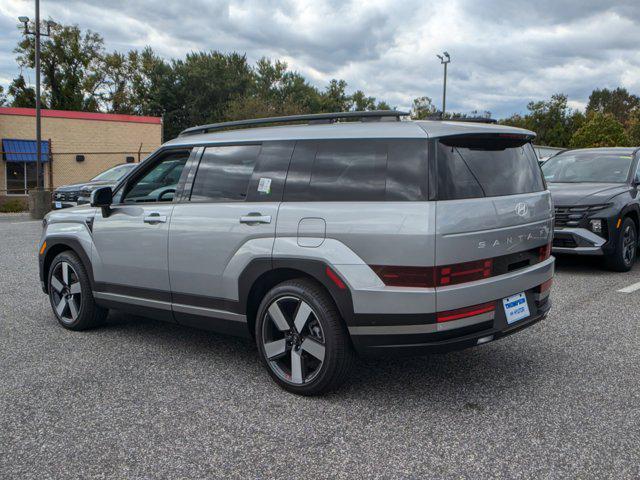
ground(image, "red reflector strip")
xmin=437 ymin=302 xmax=496 ymax=323
xmin=537 ymin=278 xmax=553 ymax=293
xmin=325 ymin=266 xmax=346 ymax=290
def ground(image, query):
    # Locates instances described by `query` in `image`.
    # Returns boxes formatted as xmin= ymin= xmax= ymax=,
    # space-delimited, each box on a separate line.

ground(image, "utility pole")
xmin=436 ymin=52 xmax=451 ymax=116
xmin=19 ymin=2 xmax=51 ymax=218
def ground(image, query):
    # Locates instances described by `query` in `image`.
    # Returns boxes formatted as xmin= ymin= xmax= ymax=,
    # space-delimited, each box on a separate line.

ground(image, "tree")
xmin=625 ymin=110 xmax=640 ymax=146
xmin=8 ymin=75 xmax=36 ymax=107
xmin=0 ymin=85 xmax=6 ymax=106
xmin=587 ymin=88 xmax=640 ymax=126
xmin=570 ymin=112 xmax=629 ymax=148
xmin=410 ymin=96 xmax=438 ymax=119
xmin=320 ymin=79 xmax=352 ymax=112
xmin=501 ymin=94 xmax=583 ymax=147
xmin=14 ymin=21 xmax=106 ymax=111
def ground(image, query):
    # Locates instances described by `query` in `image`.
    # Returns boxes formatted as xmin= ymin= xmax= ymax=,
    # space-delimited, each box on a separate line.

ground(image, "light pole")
xmin=436 ymin=51 xmax=451 ymax=116
xmin=19 ymin=4 xmax=51 ymax=193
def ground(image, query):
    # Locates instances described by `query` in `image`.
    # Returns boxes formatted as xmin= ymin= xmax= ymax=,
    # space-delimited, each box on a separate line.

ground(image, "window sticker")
xmin=257 ymin=177 xmax=272 ymax=194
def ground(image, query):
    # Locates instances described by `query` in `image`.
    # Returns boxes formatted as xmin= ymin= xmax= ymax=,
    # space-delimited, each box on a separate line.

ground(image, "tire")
xmin=605 ymin=217 xmax=637 ymax=272
xmin=255 ymin=278 xmax=354 ymax=396
xmin=47 ymin=251 xmax=108 ymax=330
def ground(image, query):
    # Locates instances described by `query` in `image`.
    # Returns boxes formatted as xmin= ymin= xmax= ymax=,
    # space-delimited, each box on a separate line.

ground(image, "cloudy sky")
xmin=1 ymin=0 xmax=640 ymax=118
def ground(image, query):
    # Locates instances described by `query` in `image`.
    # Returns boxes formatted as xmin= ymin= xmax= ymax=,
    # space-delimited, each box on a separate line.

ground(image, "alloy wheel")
xmin=622 ymin=224 xmax=636 ymax=266
xmin=50 ymin=261 xmax=82 ymax=324
xmin=261 ymin=295 xmax=326 ymax=385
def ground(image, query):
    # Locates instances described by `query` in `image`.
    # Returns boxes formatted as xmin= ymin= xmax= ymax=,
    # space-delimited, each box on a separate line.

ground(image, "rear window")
xmin=436 ymin=135 xmax=544 ymax=200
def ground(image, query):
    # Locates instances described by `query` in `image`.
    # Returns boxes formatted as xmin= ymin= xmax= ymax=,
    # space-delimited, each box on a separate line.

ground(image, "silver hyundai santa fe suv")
xmin=38 ymin=111 xmax=554 ymax=395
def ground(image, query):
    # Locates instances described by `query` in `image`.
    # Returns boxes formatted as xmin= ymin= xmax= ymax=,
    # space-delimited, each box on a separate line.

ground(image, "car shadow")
xmin=100 ymin=310 xmax=553 ymax=403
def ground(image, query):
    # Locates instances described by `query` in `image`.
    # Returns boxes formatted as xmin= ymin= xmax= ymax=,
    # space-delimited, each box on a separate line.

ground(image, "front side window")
xmin=436 ymin=135 xmax=544 ymax=200
xmin=123 ymin=151 xmax=190 ymax=203
xmin=5 ymin=161 xmax=44 ymax=195
xmin=190 ymin=145 xmax=261 ymax=202
xmin=542 ymin=151 xmax=634 ymax=183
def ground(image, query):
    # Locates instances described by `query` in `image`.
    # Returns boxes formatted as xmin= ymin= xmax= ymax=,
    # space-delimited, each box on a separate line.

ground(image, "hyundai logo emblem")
xmin=515 ymin=202 xmax=528 ymax=217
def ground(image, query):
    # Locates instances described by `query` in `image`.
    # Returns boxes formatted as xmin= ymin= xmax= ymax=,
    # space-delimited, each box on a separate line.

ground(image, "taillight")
xmin=437 ymin=259 xmax=492 ymax=286
xmin=539 ymin=243 xmax=551 ymax=261
xmin=371 ymin=259 xmax=493 ymax=288
xmin=370 ymin=265 xmax=435 ymax=288
xmin=437 ymin=302 xmax=495 ymax=323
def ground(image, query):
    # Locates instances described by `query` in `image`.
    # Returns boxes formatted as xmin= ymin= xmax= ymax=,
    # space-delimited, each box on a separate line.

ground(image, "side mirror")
xmin=90 ymin=186 xmax=113 ymax=207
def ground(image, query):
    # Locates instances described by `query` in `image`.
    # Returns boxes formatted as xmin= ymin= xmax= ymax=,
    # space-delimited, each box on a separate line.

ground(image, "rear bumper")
xmin=349 ymin=287 xmax=551 ymax=357
xmin=552 ymin=227 xmax=606 ymax=255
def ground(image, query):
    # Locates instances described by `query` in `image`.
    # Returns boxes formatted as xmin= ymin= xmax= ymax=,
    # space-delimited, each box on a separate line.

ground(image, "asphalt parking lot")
xmin=1 ymin=214 xmax=639 ymax=479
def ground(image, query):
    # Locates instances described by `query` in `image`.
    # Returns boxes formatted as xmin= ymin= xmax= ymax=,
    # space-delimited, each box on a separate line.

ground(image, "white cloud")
xmin=1 ymin=0 xmax=639 ymax=117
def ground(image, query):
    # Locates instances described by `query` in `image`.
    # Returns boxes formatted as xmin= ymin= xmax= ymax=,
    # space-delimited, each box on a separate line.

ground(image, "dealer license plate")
xmin=502 ymin=292 xmax=530 ymax=324
xmin=55 ymin=201 xmax=62 ymax=209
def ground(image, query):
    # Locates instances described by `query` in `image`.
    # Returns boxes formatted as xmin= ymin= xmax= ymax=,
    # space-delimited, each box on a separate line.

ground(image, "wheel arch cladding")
xmin=41 ymin=238 xmax=94 ymax=294
xmin=240 ymin=258 xmax=355 ymax=337
xmin=623 ymin=206 xmax=639 ymax=231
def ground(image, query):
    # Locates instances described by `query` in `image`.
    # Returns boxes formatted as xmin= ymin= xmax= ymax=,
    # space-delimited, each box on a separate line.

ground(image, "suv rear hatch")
xmin=432 ymin=134 xmax=553 ymax=312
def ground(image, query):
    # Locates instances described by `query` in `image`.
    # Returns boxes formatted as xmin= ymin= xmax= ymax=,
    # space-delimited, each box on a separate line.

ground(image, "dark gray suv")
xmin=38 ymin=111 xmax=554 ymax=395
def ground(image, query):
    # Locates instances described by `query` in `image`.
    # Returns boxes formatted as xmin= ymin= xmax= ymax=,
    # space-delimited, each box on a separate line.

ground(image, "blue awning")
xmin=2 ymin=138 xmax=50 ymax=163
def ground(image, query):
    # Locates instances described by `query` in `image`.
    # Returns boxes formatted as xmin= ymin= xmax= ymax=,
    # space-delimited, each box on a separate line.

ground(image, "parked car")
xmin=542 ymin=147 xmax=640 ymax=271
xmin=38 ymin=111 xmax=554 ymax=395
xmin=52 ymin=163 xmax=138 ymax=209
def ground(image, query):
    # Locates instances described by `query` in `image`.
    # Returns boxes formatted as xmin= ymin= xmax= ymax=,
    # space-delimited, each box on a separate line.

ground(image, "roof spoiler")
xmin=422 ymin=115 xmax=498 ymax=124
xmin=179 ymin=110 xmax=410 ymax=136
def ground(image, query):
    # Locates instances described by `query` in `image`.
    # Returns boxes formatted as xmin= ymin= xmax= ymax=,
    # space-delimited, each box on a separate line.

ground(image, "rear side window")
xmin=190 ymin=145 xmax=261 ymax=202
xmin=284 ymin=139 xmax=428 ymax=201
xmin=436 ymin=135 xmax=544 ymax=200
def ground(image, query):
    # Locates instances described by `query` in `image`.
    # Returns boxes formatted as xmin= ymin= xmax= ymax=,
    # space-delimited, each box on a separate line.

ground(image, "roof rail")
xmin=423 ymin=115 xmax=498 ymax=124
xmin=179 ymin=110 xmax=410 ymax=136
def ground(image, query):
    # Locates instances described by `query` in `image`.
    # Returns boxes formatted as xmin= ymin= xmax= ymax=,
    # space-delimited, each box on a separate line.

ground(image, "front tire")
xmin=605 ymin=217 xmax=637 ymax=272
xmin=255 ymin=278 xmax=354 ymax=396
xmin=48 ymin=251 xmax=108 ymax=330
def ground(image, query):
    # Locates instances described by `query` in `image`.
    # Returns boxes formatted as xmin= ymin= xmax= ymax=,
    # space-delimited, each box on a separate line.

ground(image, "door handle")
xmin=144 ymin=212 xmax=167 ymax=224
xmin=239 ymin=213 xmax=271 ymax=225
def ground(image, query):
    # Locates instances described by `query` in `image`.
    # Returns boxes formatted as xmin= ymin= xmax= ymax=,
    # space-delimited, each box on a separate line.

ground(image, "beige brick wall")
xmin=0 ymin=113 xmax=162 ymax=197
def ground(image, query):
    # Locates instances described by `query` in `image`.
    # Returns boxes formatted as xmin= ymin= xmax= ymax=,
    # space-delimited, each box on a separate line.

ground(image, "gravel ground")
xmin=1 ymin=217 xmax=639 ymax=479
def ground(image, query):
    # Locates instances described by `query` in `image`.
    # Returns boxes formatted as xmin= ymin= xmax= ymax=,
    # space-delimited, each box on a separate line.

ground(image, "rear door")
xmin=167 ymin=142 xmax=293 ymax=331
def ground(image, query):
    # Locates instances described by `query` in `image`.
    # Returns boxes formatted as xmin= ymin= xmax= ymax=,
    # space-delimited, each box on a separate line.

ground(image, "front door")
xmin=91 ymin=149 xmax=192 ymax=318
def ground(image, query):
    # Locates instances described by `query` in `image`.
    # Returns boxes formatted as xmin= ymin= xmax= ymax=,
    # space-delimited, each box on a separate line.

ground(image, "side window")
xmin=284 ymin=139 xmax=428 ymax=202
xmin=386 ymin=140 xmax=428 ymax=201
xmin=285 ymin=140 xmax=387 ymax=201
xmin=190 ymin=145 xmax=261 ymax=202
xmin=123 ymin=150 xmax=190 ymax=203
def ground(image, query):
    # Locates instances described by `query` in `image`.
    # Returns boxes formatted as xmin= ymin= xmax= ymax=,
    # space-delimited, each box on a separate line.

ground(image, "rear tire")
xmin=47 ymin=251 xmax=108 ymax=330
xmin=605 ymin=217 xmax=637 ymax=272
xmin=255 ymin=278 xmax=354 ymax=396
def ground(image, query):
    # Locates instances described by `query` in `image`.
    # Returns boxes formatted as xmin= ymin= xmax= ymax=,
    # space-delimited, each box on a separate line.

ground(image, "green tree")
xmin=570 ymin=112 xmax=629 ymax=148
xmin=8 ymin=75 xmax=36 ymax=107
xmin=14 ymin=21 xmax=105 ymax=111
xmin=0 ymin=85 xmax=6 ymax=106
xmin=587 ymin=87 xmax=640 ymax=126
xmin=501 ymin=94 xmax=582 ymax=147
xmin=320 ymin=79 xmax=352 ymax=112
xmin=410 ymin=96 xmax=437 ymax=119
xmin=625 ymin=110 xmax=640 ymax=146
